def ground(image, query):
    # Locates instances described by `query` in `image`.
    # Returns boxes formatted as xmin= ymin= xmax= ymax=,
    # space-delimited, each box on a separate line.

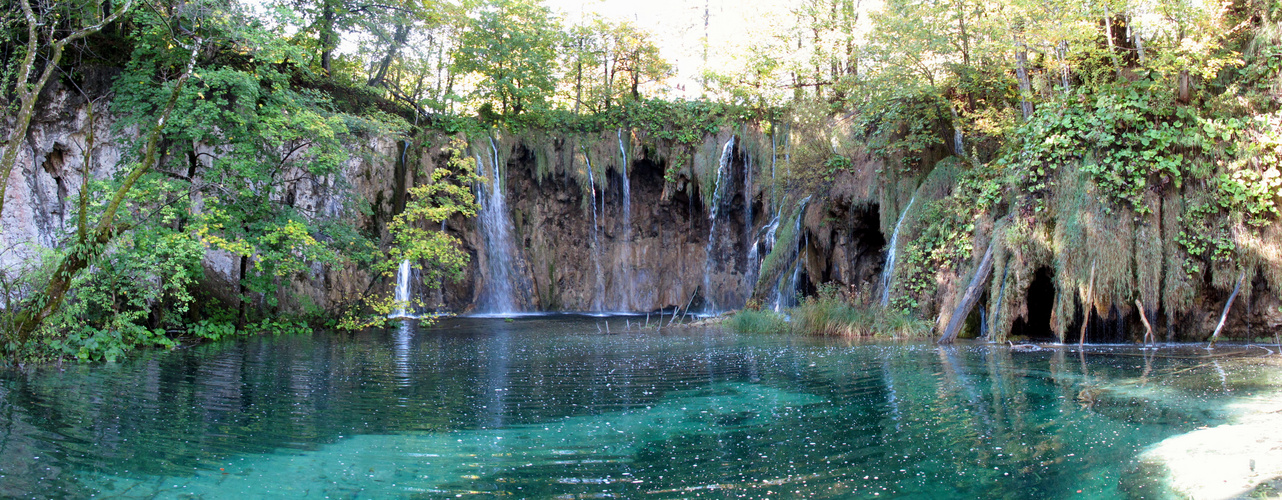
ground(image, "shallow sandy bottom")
xmin=1141 ymin=356 xmax=1282 ymax=499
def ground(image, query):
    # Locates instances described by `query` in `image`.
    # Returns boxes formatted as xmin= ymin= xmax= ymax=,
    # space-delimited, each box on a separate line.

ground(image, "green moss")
xmin=893 ymin=159 xmax=1000 ymax=313
xmin=751 ymin=195 xmax=808 ymax=301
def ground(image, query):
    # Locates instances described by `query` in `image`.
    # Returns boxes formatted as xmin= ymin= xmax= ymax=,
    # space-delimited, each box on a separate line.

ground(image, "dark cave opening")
xmin=1012 ymin=267 xmax=1056 ymax=341
xmin=853 ymin=204 xmax=887 ymax=283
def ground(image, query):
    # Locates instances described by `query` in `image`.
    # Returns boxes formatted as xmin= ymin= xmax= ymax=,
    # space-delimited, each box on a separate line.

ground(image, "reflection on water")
xmin=0 ymin=316 xmax=1276 ymax=498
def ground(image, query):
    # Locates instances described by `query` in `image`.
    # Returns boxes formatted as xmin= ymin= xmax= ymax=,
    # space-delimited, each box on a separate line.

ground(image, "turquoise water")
xmin=0 ymin=316 xmax=1275 ymax=498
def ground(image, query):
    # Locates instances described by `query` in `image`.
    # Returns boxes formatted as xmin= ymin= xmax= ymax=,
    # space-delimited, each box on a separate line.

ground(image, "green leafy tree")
xmin=6 ymin=7 xmax=201 ymax=357
xmin=453 ymin=0 xmax=562 ymax=117
xmin=339 ymin=136 xmax=480 ymax=329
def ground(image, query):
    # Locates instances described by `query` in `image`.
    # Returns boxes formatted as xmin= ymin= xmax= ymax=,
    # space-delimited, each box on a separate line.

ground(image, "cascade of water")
xmin=585 ymin=156 xmax=605 ymax=312
xmin=770 ymin=127 xmax=777 ymax=210
xmin=390 ymin=259 xmax=413 ymax=318
xmin=701 ymin=137 xmax=735 ymax=314
xmin=950 ymin=107 xmax=964 ymax=156
xmin=743 ymin=144 xmax=755 ymax=291
xmin=879 ymin=195 xmax=916 ymax=308
xmin=757 ymin=213 xmax=781 ymax=256
xmin=789 ymin=234 xmax=808 ymax=303
xmin=618 ymin=129 xmax=634 ymax=311
xmin=978 ymin=308 xmax=987 ymax=339
xmin=474 ymin=138 xmax=519 ymax=314
xmin=772 ymin=195 xmax=811 ymax=311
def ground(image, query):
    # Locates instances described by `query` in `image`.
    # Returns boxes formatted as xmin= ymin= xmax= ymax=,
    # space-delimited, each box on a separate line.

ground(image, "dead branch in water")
xmin=1080 ymin=260 xmax=1096 ymax=346
xmin=1208 ymin=271 xmax=1245 ymax=349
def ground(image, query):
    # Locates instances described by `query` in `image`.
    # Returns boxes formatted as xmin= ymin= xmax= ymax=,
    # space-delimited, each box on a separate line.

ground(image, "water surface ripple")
xmin=0 ymin=316 xmax=1274 ymax=498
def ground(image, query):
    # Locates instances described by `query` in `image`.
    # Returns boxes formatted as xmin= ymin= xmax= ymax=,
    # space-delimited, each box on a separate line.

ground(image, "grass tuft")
xmin=726 ymin=309 xmax=789 ymax=334
xmin=742 ymin=285 xmax=934 ymax=339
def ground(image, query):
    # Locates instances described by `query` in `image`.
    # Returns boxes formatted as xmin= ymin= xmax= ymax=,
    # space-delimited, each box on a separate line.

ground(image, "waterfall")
xmin=743 ymin=143 xmax=755 ymax=291
xmin=754 ymin=213 xmax=781 ymax=260
xmin=772 ymin=195 xmax=811 ymax=311
xmin=701 ymin=137 xmax=735 ymax=314
xmin=618 ymin=129 xmax=634 ymax=311
xmin=950 ymin=107 xmax=964 ymax=156
xmin=390 ymin=259 xmax=413 ymax=318
xmin=585 ymin=156 xmax=605 ymax=312
xmin=747 ymin=214 xmax=774 ymax=290
xmin=474 ymin=138 xmax=519 ymax=314
xmin=879 ymin=195 xmax=916 ymax=308
xmin=770 ymin=127 xmax=778 ymax=209
xmin=775 ymin=235 xmax=808 ymax=312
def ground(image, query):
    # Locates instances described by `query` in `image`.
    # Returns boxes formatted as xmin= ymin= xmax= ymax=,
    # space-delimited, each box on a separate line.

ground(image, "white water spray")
xmin=585 ymin=156 xmax=605 ymax=312
xmin=701 ymin=137 xmax=735 ymax=314
xmin=390 ymin=259 xmax=413 ymax=318
xmin=475 ymin=138 xmax=519 ymax=314
xmin=879 ymin=195 xmax=916 ymax=308
xmin=618 ymin=129 xmax=635 ymax=311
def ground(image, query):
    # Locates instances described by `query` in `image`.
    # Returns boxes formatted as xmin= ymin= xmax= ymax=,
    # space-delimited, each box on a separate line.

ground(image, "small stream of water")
xmin=618 ymin=129 xmax=634 ymax=311
xmin=880 ymin=194 xmax=916 ymax=308
xmin=701 ymin=137 xmax=735 ymax=314
xmin=585 ymin=156 xmax=605 ymax=312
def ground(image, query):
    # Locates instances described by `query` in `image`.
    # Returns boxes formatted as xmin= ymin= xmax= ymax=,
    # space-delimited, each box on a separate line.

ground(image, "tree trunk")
xmin=603 ymin=53 xmax=612 ymax=110
xmin=319 ymin=0 xmax=336 ymax=75
xmin=1079 ymin=260 xmax=1095 ymax=345
xmin=1102 ymin=6 xmax=1122 ymax=77
xmin=938 ymin=242 xmax=995 ymax=343
xmin=1208 ymin=272 xmax=1246 ymax=348
xmin=368 ymin=23 xmax=410 ymax=87
xmin=1135 ymin=299 xmax=1155 ymax=345
xmin=631 ymin=69 xmax=640 ymax=101
xmin=957 ymin=0 xmax=970 ymax=66
xmin=1 ymin=0 xmax=134 ymax=220
xmin=574 ymin=39 xmax=583 ymax=113
xmin=1057 ymin=40 xmax=1070 ymax=92
xmin=1013 ymin=31 xmax=1034 ymax=120
xmin=1177 ymin=70 xmax=1191 ymax=103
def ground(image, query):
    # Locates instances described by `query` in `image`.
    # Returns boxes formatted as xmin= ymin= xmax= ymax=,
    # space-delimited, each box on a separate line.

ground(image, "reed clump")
xmin=731 ymin=284 xmax=932 ymax=338
xmin=726 ymin=309 xmax=789 ymax=334
xmin=791 ymin=294 xmax=932 ymax=338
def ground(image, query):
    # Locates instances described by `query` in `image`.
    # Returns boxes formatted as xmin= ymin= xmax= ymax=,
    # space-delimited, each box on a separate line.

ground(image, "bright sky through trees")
xmin=545 ymin=0 xmax=856 ymax=98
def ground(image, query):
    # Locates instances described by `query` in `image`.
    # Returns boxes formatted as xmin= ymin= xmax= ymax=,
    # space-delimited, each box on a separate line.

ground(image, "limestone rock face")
xmin=0 ymin=84 xmax=402 ymax=313
xmin=1 ymin=88 xmax=113 ymax=274
xmin=437 ymin=141 xmax=758 ymax=314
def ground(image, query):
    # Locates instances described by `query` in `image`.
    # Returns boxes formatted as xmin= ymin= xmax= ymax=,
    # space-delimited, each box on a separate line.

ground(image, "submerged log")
xmin=1207 ymin=271 xmax=1245 ymax=348
xmin=938 ymin=242 xmax=995 ymax=344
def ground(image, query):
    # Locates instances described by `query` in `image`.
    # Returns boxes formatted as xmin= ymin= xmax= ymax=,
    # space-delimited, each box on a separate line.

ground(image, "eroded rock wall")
xmin=0 ymin=82 xmax=406 ymax=314
xmin=433 ymin=133 xmax=761 ymax=313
